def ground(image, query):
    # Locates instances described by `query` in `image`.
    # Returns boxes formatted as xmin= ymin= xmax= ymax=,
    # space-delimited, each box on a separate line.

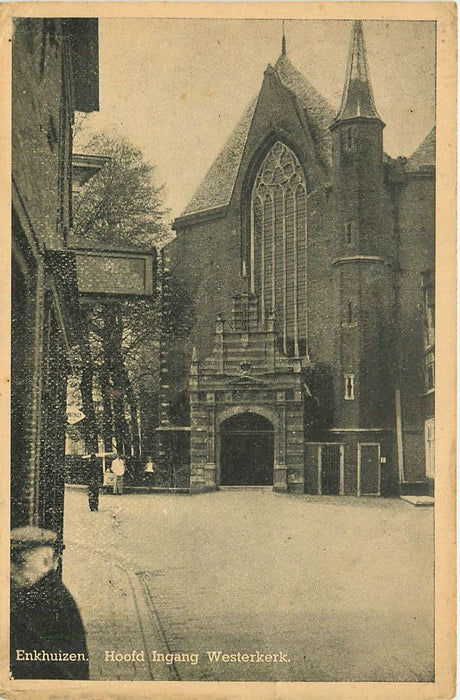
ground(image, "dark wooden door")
xmin=321 ymin=444 xmax=341 ymax=495
xmin=220 ymin=413 xmax=274 ymax=486
xmin=358 ymin=443 xmax=381 ymax=495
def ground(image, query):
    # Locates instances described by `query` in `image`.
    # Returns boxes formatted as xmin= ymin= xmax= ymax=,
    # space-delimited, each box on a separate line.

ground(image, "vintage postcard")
xmin=0 ymin=2 xmax=456 ymax=699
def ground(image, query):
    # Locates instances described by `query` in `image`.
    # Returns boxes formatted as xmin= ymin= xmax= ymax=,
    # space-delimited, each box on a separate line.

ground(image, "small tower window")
xmin=346 ymin=129 xmax=354 ymax=150
xmin=342 ymin=301 xmax=356 ymax=328
xmin=345 ymin=221 xmax=355 ymax=246
xmin=344 ymin=374 xmax=355 ymax=400
xmin=343 ymin=126 xmax=357 ymax=153
xmin=347 ymin=302 xmax=353 ymax=325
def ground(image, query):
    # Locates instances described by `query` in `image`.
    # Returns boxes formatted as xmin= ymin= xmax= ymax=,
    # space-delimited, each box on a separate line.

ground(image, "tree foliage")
xmin=70 ymin=133 xmax=170 ymax=473
xmin=73 ymin=133 xmax=170 ymax=249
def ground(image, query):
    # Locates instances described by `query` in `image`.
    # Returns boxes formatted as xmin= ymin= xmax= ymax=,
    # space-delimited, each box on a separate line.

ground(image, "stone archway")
xmin=219 ymin=412 xmax=274 ymax=486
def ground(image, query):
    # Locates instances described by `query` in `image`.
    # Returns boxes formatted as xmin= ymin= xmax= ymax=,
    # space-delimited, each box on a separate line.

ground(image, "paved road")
xmin=63 ymin=487 xmax=433 ymax=682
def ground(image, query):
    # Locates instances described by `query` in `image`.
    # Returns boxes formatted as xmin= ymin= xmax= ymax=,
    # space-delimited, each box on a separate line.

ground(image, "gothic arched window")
xmin=250 ymin=141 xmax=308 ymax=357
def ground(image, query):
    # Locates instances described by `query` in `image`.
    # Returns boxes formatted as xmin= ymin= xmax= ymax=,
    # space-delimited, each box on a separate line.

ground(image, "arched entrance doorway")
xmin=220 ymin=413 xmax=274 ymax=486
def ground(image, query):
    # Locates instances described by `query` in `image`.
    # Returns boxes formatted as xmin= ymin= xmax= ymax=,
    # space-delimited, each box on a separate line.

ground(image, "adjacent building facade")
xmin=12 ymin=19 xmax=99 ymax=542
xmin=158 ymin=21 xmax=435 ymax=495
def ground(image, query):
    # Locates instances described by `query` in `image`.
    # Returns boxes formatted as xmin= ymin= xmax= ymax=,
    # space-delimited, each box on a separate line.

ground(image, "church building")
xmin=158 ymin=21 xmax=435 ymax=496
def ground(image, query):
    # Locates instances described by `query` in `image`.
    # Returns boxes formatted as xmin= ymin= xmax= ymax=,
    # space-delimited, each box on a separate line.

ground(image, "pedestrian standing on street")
xmin=111 ymin=454 xmax=126 ymax=494
xmin=144 ymin=456 xmax=155 ymax=491
xmin=85 ymin=454 xmax=101 ymax=511
xmin=10 ymin=526 xmax=89 ymax=680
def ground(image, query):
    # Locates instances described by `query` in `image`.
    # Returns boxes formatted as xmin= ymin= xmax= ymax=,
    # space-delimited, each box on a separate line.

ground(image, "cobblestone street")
xmin=63 ymin=487 xmax=434 ymax=682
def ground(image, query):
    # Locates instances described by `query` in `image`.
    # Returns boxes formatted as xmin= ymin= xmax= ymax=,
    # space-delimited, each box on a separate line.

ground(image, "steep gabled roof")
xmin=180 ymin=55 xmax=334 ymax=218
xmin=406 ymin=127 xmax=435 ymax=172
xmin=182 ymin=98 xmax=258 ymax=217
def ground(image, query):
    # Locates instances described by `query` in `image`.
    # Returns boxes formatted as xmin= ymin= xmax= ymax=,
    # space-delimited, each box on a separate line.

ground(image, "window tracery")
xmin=250 ymin=142 xmax=308 ymax=357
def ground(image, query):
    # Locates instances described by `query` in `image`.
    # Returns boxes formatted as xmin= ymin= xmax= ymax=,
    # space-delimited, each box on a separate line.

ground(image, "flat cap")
xmin=11 ymin=526 xmax=57 ymax=550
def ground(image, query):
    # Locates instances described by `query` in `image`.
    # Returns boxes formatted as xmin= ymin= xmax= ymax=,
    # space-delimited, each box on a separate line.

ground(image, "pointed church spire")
xmin=334 ymin=20 xmax=382 ymax=123
xmin=281 ymin=20 xmax=286 ymax=55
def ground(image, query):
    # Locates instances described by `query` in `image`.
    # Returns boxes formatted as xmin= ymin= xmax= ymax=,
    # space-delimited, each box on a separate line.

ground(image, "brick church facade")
xmin=158 ymin=21 xmax=435 ymax=496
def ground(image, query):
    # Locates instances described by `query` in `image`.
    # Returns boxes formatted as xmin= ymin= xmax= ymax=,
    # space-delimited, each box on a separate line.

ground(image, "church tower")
xmin=330 ymin=21 xmax=395 ymax=494
xmin=331 ymin=20 xmax=386 ymax=255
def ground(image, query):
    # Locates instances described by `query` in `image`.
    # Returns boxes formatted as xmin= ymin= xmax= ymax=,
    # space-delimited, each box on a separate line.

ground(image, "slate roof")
xmin=333 ymin=20 xmax=381 ymax=124
xmin=182 ymin=97 xmax=258 ymax=217
xmin=406 ymin=127 xmax=435 ymax=172
xmin=274 ymin=54 xmax=335 ymax=170
xmin=180 ymin=54 xmax=335 ymax=218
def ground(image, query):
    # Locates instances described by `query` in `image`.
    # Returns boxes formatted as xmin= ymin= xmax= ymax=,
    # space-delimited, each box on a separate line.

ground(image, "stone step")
xmin=400 ymin=495 xmax=434 ymax=507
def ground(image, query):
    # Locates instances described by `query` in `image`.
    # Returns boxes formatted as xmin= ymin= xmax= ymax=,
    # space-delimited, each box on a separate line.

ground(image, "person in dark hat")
xmin=10 ymin=526 xmax=89 ymax=680
xmin=86 ymin=453 xmax=101 ymax=511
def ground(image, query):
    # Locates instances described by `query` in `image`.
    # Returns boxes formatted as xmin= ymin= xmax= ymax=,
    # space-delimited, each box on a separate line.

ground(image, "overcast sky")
xmin=75 ymin=19 xmax=435 ymax=221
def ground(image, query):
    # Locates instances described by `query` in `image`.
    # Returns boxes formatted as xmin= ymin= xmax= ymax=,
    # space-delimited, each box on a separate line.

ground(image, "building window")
xmin=15 ymin=18 xmax=35 ymax=53
xmin=40 ymin=19 xmax=59 ymax=77
xmin=421 ymin=269 xmax=435 ymax=348
xmin=250 ymin=141 xmax=308 ymax=357
xmin=344 ymin=374 xmax=355 ymax=400
xmin=426 ymin=362 xmax=435 ymax=391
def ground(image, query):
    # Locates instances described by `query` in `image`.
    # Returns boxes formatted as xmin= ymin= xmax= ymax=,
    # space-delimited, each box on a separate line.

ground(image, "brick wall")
xmin=12 ymin=19 xmax=72 ymax=250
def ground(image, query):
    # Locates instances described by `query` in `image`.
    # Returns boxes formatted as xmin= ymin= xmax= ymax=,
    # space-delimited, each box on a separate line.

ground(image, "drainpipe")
xmin=395 ymin=388 xmax=405 ymax=483
xmin=393 ymin=174 xmax=405 ymax=484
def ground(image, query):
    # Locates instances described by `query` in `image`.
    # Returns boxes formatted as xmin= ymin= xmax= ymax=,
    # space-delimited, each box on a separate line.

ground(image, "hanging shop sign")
xmin=73 ymin=248 xmax=156 ymax=298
